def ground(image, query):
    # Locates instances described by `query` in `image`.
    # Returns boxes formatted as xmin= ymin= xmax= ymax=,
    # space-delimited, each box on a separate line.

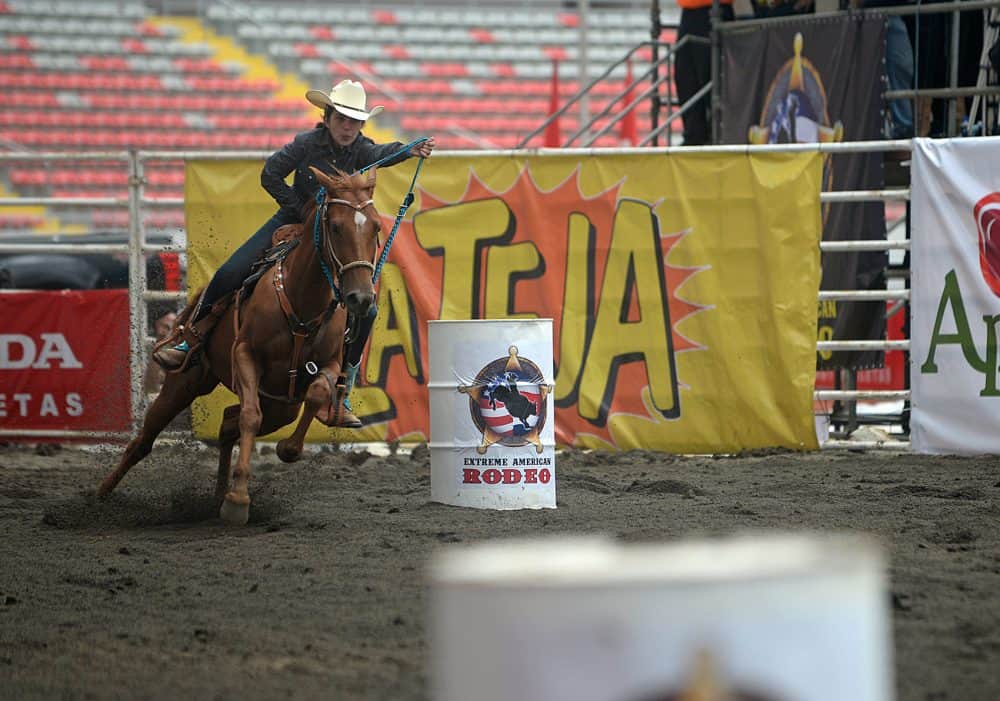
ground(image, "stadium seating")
xmin=204 ymin=1 xmax=676 ymax=149
xmin=0 ymin=1 xmax=677 ymax=232
xmin=0 ymin=0 xmax=320 ymax=231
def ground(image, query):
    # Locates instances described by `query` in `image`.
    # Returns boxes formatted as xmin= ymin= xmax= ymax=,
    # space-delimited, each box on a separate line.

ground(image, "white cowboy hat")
xmin=305 ymin=79 xmax=384 ymax=121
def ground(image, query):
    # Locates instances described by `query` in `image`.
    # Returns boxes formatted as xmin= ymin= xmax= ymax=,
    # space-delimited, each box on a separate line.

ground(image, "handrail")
xmin=712 ymin=0 xmax=1000 ymax=139
xmin=0 ymin=151 xmax=130 ymax=161
xmin=641 ymin=82 xmax=711 ymax=146
xmin=0 ymin=138 xmax=28 ymax=152
xmin=885 ymin=86 xmax=1000 ymax=100
xmin=716 ymin=0 xmax=1000 ymax=32
xmin=574 ymin=66 xmax=671 ymax=147
xmin=441 ymin=125 xmax=501 ymax=150
xmin=570 ymin=32 xmax=707 ymax=148
xmin=516 ymin=39 xmax=679 ymax=149
xmin=210 ymin=0 xmax=263 ymax=28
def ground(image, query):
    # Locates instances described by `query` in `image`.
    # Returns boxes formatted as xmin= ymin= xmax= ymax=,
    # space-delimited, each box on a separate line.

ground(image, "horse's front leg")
xmin=221 ymin=340 xmax=261 ymax=525
xmin=216 ymin=404 xmax=241 ymax=503
xmin=275 ymin=369 xmax=338 ymax=463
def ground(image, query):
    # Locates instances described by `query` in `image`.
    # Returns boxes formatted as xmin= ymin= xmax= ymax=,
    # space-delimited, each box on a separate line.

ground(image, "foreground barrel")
xmin=430 ymin=533 xmax=891 ymax=701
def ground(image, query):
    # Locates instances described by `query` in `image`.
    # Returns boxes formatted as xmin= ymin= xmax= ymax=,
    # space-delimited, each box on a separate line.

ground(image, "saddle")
xmin=156 ymin=225 xmax=307 ymax=375
xmin=238 ymin=223 xmax=304 ymax=299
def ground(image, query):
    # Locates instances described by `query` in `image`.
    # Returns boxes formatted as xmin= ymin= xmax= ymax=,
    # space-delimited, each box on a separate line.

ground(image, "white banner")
xmin=911 ymin=136 xmax=1000 ymax=454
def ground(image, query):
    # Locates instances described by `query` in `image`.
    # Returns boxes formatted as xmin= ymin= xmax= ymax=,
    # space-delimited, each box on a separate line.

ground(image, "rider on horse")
xmin=153 ymin=79 xmax=435 ymax=424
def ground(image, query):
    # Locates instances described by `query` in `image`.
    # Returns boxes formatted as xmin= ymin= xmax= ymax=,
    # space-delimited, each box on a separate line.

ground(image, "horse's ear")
xmin=365 ymin=168 xmax=377 ymax=189
xmin=309 ymin=166 xmax=337 ymax=191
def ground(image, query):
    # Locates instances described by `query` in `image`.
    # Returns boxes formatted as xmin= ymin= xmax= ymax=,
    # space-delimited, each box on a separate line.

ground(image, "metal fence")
xmin=0 ymin=144 xmax=910 ymax=448
xmin=712 ymin=0 xmax=1000 ymax=141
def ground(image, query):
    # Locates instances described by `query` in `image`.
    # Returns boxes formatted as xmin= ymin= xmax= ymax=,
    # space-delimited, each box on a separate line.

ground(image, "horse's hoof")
xmin=275 ymin=439 xmax=301 ymax=463
xmin=95 ymin=478 xmax=117 ymax=499
xmin=219 ymin=495 xmax=250 ymax=525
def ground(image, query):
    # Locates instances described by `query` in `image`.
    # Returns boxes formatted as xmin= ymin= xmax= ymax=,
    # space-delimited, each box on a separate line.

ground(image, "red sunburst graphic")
xmin=379 ymin=163 xmax=708 ymax=448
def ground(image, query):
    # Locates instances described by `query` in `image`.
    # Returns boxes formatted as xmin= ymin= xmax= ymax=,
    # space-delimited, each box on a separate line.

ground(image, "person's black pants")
xmin=195 ymin=208 xmax=299 ymax=320
xmin=675 ymin=5 xmax=733 ymax=146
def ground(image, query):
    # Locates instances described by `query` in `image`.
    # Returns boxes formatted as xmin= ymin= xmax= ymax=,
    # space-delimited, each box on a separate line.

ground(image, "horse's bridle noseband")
xmin=316 ymin=195 xmax=380 ymax=280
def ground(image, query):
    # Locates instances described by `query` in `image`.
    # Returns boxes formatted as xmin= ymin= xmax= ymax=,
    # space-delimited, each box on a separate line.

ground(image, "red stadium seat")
xmin=659 ymin=28 xmax=678 ymax=43
xmin=309 ymin=26 xmax=335 ymax=41
xmin=558 ymin=12 xmax=580 ymax=28
xmin=121 ymin=38 xmax=149 ymax=54
xmin=136 ymin=21 xmax=164 ymax=38
xmin=383 ymin=45 xmax=410 ymax=60
xmin=543 ymin=47 xmax=569 ymax=62
xmin=422 ymin=63 xmax=469 ymax=78
xmin=9 ymin=169 xmax=45 ymax=187
xmin=81 ymin=55 xmax=130 ymax=72
xmin=371 ymin=9 xmax=398 ymax=25
xmin=469 ymin=28 xmax=495 ymax=43
xmin=294 ymin=43 xmax=320 ymax=59
xmin=0 ymin=53 xmax=33 ymax=69
xmin=491 ymin=63 xmax=516 ymax=78
xmin=9 ymin=36 xmax=34 ymax=51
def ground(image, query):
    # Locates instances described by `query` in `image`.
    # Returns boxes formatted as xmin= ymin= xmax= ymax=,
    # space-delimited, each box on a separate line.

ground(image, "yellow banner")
xmin=185 ymin=152 xmax=822 ymax=452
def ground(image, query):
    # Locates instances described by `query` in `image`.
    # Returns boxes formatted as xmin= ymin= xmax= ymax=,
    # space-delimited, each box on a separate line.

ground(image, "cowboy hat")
xmin=305 ymin=79 xmax=384 ymax=121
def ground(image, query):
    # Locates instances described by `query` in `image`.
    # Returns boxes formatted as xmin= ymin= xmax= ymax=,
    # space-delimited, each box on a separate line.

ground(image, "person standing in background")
xmin=675 ymin=0 xmax=734 ymax=146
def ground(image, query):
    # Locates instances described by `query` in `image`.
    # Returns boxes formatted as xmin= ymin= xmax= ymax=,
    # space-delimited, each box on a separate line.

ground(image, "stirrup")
xmin=152 ymin=340 xmax=192 ymax=371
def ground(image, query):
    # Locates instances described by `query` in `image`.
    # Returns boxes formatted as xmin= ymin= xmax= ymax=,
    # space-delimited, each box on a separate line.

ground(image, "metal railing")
xmin=517 ymin=38 xmax=683 ymax=149
xmin=712 ymin=0 xmax=1000 ymax=140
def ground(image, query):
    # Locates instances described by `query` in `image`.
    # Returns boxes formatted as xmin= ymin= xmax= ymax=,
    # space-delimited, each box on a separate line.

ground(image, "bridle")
xmin=312 ymin=187 xmax=380 ymax=302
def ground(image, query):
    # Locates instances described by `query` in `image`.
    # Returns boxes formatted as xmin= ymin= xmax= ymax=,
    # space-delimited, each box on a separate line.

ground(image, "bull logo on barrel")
xmin=458 ymin=345 xmax=552 ymax=454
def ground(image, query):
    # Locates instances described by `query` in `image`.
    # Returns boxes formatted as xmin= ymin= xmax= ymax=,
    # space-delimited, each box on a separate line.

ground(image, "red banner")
xmin=0 ymin=290 xmax=130 ymax=433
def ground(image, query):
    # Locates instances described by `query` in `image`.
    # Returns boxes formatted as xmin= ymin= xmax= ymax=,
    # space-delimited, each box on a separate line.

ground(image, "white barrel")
xmin=428 ymin=319 xmax=556 ymax=510
xmin=430 ymin=533 xmax=892 ymax=701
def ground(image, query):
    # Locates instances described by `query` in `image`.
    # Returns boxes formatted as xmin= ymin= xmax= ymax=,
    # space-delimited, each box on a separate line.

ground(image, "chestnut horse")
xmin=97 ymin=167 xmax=382 ymax=524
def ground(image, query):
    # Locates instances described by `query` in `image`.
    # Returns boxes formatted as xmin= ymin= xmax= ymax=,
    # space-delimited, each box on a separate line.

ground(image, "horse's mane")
xmin=327 ymin=166 xmax=376 ymax=194
xmin=301 ymin=166 xmax=377 ymax=223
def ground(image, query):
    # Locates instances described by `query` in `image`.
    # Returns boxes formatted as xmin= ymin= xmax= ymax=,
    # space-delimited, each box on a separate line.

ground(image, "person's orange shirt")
xmin=676 ymin=0 xmax=732 ymax=7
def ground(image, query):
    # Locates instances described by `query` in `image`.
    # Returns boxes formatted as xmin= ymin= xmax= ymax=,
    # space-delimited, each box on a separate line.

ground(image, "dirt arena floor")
xmin=0 ymin=440 xmax=998 ymax=700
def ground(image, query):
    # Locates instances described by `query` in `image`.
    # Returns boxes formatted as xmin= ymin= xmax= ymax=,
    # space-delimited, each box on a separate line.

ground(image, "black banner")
xmin=719 ymin=15 xmax=887 ymax=370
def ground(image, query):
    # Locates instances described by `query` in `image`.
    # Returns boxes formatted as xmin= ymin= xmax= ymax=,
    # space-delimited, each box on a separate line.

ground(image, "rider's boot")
xmin=333 ymin=361 xmax=362 ymax=428
xmin=152 ymin=298 xmax=227 ymax=372
xmin=334 ymin=304 xmax=375 ymax=428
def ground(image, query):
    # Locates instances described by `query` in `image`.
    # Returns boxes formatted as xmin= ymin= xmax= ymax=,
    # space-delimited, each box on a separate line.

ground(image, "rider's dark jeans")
xmin=194 ymin=208 xmax=299 ymax=321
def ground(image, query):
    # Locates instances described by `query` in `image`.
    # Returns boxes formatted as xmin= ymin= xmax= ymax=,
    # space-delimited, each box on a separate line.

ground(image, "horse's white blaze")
xmin=354 ymin=210 xmax=367 ymax=232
